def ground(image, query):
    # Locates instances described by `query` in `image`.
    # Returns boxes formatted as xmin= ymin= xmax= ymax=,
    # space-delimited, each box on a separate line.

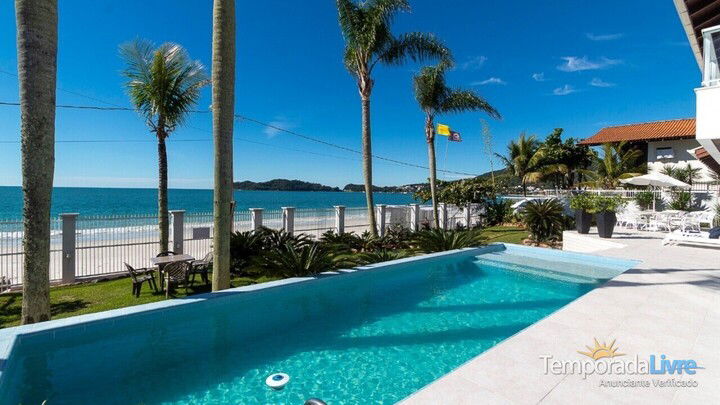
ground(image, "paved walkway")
xmin=402 ymin=229 xmax=719 ymax=404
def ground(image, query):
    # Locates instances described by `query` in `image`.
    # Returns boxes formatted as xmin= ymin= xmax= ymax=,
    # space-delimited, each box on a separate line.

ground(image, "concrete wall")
xmin=646 ymin=139 xmax=714 ymax=182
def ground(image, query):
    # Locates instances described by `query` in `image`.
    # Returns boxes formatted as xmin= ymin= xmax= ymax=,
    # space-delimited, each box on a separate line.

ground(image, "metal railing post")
xmin=250 ymin=208 xmax=263 ymax=230
xmin=61 ymin=213 xmax=78 ymax=284
xmin=282 ymin=207 xmax=295 ymax=235
xmin=377 ymin=204 xmax=387 ymax=237
xmin=334 ymin=205 xmax=345 ymax=234
xmin=409 ymin=204 xmax=420 ymax=232
xmin=169 ymin=210 xmax=185 ymax=254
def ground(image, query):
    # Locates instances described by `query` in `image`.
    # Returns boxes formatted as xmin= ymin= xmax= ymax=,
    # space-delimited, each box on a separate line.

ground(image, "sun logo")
xmin=578 ymin=338 xmax=625 ymax=360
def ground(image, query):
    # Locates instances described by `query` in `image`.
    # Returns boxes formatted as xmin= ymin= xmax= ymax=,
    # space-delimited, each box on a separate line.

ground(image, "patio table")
xmin=150 ymin=254 xmax=195 ymax=292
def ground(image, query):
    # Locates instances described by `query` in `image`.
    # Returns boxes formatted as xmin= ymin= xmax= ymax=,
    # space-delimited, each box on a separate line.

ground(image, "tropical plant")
xmin=714 ymin=202 xmax=720 ymax=227
xmin=253 ymin=243 xmax=341 ymax=278
xmin=229 ymin=230 xmax=265 ymax=275
xmin=383 ymin=225 xmax=413 ymax=250
xmin=120 ymin=40 xmax=208 ymax=255
xmin=320 ymin=230 xmax=359 ymax=253
xmin=412 ymin=228 xmax=486 ymax=253
xmin=210 ymin=0 xmax=236 ymax=291
xmin=256 ymin=227 xmax=312 ymax=250
xmin=485 ymin=199 xmax=513 ymax=226
xmin=667 ymin=191 xmax=694 ymax=211
xmin=521 ymin=199 xmax=565 ymax=242
xmin=495 ymin=133 xmax=547 ymax=196
xmin=336 ymin=0 xmax=451 ymax=236
xmin=413 ymin=60 xmax=500 ymax=227
xmin=16 ymin=0 xmax=58 ymax=324
xmin=535 ymin=129 xmax=592 ymax=188
xmin=634 ymin=191 xmax=655 ymax=210
xmin=413 ymin=177 xmax=496 ymax=207
xmin=581 ymin=142 xmax=645 ymax=188
xmin=353 ymin=249 xmax=412 ymax=265
xmin=569 ymin=193 xmax=594 ymax=212
xmin=587 ymin=195 xmax=625 ymax=214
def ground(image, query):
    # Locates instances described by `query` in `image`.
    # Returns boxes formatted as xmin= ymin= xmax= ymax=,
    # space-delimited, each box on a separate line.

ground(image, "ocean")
xmin=0 ymin=186 xmax=417 ymax=220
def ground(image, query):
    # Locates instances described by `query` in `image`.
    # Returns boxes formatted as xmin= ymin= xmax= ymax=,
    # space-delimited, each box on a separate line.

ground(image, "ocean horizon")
xmin=0 ymin=186 xmax=417 ymax=220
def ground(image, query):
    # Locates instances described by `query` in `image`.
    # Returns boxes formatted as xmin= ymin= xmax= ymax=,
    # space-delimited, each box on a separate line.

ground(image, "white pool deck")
xmin=403 ymin=229 xmax=720 ymax=404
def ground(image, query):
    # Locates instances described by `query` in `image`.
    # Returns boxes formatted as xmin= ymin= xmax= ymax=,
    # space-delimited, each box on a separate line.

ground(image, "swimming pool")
xmin=0 ymin=244 xmax=636 ymax=404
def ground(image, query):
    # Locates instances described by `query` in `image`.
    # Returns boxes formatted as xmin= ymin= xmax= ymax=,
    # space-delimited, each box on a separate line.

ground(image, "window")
xmin=655 ymin=147 xmax=674 ymax=160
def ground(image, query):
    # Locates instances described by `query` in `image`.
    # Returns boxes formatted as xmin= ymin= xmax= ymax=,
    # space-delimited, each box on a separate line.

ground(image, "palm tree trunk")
xmin=157 ymin=134 xmax=169 ymax=253
xmin=16 ymin=0 xmax=57 ymax=324
xmin=211 ymin=0 xmax=235 ymax=291
xmin=360 ymin=92 xmax=378 ymax=236
xmin=425 ymin=115 xmax=439 ymax=228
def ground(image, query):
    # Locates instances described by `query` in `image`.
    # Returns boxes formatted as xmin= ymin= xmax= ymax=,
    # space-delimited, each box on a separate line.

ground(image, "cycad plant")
xmin=413 ymin=61 xmax=500 ymax=226
xmin=521 ymin=199 xmax=565 ymax=242
xmin=229 ymin=230 xmax=265 ymax=275
xmin=354 ymin=249 xmax=412 ymax=265
xmin=412 ymin=228 xmax=486 ymax=253
xmin=254 ymin=243 xmax=341 ymax=278
xmin=120 ymin=40 xmax=208 ymax=254
xmin=336 ymin=0 xmax=451 ymax=236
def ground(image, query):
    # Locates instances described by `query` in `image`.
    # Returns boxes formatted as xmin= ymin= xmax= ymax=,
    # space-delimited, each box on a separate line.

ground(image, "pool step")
xmin=476 ymin=252 xmax=620 ymax=281
xmin=474 ymin=257 xmax=602 ymax=284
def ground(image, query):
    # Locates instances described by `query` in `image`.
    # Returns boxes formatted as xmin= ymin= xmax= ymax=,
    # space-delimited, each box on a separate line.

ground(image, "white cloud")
xmin=472 ymin=77 xmax=506 ymax=86
xmin=586 ymin=33 xmax=624 ymax=41
xmin=557 ymin=56 xmax=621 ymax=72
xmin=460 ymin=56 xmax=488 ymax=70
xmin=589 ymin=77 xmax=615 ymax=87
xmin=263 ymin=118 xmax=295 ymax=138
xmin=553 ymin=85 xmax=577 ymax=96
xmin=531 ymin=72 xmax=546 ymax=82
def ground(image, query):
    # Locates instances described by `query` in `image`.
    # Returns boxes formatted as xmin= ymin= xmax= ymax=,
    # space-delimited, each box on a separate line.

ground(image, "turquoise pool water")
xmin=0 ymin=245 xmax=633 ymax=404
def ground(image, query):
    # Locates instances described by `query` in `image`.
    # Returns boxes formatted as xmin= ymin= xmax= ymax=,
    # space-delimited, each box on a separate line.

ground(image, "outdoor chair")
xmin=163 ymin=260 xmax=192 ymax=298
xmin=190 ymin=251 xmax=213 ymax=285
xmin=156 ymin=251 xmax=176 ymax=257
xmin=124 ymin=263 xmax=157 ymax=298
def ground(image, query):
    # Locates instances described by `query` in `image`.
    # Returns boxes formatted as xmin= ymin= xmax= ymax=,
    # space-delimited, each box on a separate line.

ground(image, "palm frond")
xmin=439 ymin=89 xmax=501 ymax=118
xmin=378 ymin=32 xmax=452 ymax=67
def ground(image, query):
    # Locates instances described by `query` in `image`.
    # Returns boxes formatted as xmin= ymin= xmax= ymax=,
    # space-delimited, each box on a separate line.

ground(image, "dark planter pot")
xmin=596 ymin=211 xmax=617 ymax=238
xmin=575 ymin=210 xmax=592 ymax=234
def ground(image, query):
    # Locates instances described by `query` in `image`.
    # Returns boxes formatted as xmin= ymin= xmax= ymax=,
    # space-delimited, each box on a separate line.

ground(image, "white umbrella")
xmin=620 ymin=173 xmax=690 ymax=211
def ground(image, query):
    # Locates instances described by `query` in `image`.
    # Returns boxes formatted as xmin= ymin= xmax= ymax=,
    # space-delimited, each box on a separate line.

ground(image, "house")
xmin=578 ymin=0 xmax=720 ymax=185
xmin=578 ymin=118 xmax=717 ymax=182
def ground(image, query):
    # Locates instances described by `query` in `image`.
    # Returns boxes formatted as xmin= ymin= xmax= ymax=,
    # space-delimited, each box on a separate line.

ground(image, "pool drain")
xmin=265 ymin=373 xmax=290 ymax=390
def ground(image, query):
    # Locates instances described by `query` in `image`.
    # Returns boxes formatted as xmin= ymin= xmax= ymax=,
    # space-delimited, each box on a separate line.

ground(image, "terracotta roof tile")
xmin=579 ymin=118 xmax=696 ymax=145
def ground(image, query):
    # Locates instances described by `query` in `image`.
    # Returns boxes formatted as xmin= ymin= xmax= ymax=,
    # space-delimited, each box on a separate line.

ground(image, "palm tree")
xmin=413 ymin=61 xmax=500 ymax=227
xmin=16 ymin=0 xmax=58 ymax=324
xmin=582 ymin=142 xmax=644 ymax=188
xmin=336 ymin=0 xmax=451 ymax=236
xmin=210 ymin=0 xmax=236 ymax=291
xmin=120 ymin=40 xmax=208 ymax=254
xmin=495 ymin=133 xmax=543 ymax=196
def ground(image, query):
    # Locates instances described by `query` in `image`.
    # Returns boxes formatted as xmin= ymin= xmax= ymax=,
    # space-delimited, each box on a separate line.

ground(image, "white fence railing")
xmin=2 ymin=203 xmax=483 ymax=287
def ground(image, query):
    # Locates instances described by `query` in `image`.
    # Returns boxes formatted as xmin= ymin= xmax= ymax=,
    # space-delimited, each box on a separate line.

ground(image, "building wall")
xmin=646 ymin=139 xmax=714 ymax=182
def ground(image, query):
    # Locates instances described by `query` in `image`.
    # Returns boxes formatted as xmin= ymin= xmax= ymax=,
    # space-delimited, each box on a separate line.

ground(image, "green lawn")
xmin=0 ymin=226 xmax=528 ymax=328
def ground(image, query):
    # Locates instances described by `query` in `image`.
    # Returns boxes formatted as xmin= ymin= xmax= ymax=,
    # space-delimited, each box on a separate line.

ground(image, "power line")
xmin=0 ymin=100 xmax=480 ymax=176
xmin=0 ymin=67 xmax=480 ymax=176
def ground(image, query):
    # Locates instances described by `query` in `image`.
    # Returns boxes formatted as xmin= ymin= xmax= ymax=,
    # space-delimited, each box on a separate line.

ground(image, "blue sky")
xmin=0 ymin=0 xmax=701 ymax=189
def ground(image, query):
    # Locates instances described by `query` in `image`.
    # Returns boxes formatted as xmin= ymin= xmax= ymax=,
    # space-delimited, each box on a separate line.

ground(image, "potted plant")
xmin=569 ymin=193 xmax=594 ymax=234
xmin=634 ymin=191 xmax=654 ymax=210
xmin=589 ymin=195 xmax=625 ymax=238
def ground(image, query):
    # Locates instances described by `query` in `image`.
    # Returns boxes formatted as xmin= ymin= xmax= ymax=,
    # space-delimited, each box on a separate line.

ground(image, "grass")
xmin=0 ymin=226 xmax=528 ymax=329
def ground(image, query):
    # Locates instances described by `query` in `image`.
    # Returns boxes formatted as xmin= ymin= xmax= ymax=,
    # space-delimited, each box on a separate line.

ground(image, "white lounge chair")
xmin=662 ymin=230 xmax=720 ymax=248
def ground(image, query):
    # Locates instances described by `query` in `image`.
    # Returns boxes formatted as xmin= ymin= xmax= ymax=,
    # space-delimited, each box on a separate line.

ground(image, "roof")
xmin=578 ymin=118 xmax=696 ymax=146
xmin=695 ymin=146 xmax=720 ymax=174
xmin=674 ymin=0 xmax=720 ymax=68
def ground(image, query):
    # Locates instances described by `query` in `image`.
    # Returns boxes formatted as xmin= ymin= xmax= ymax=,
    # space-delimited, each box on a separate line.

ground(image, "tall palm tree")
xmin=336 ymin=0 xmax=451 ymax=236
xmin=413 ymin=61 xmax=500 ymax=227
xmin=16 ymin=0 xmax=57 ymax=324
xmin=581 ymin=142 xmax=644 ymax=188
xmin=495 ymin=133 xmax=543 ymax=196
xmin=211 ymin=0 xmax=235 ymax=291
xmin=120 ymin=40 xmax=208 ymax=253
